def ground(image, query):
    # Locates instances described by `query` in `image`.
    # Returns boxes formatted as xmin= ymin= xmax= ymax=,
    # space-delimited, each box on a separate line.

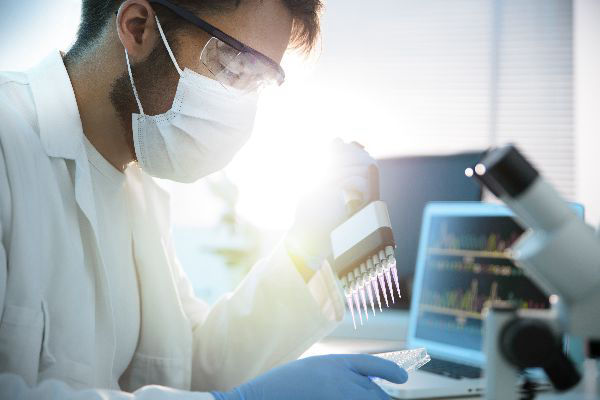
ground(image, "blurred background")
xmin=1 ymin=0 xmax=598 ymax=315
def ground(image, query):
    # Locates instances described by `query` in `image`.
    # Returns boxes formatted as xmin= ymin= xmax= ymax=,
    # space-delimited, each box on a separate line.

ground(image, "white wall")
xmin=0 ymin=0 xmax=80 ymax=71
xmin=575 ymin=0 xmax=600 ymax=225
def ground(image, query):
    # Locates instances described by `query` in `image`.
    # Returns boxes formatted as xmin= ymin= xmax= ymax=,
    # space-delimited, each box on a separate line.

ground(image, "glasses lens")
xmin=200 ymin=37 xmax=283 ymax=92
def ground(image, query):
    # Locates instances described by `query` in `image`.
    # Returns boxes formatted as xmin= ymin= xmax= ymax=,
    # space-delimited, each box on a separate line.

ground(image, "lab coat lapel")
xmin=28 ymin=51 xmax=100 ymax=242
xmin=27 ymin=51 xmax=192 ymax=389
xmin=27 ymin=51 xmax=116 ymax=380
xmin=122 ymin=166 xmax=192 ymax=390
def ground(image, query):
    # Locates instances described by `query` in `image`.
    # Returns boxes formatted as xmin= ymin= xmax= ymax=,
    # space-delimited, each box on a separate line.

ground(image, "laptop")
xmin=379 ymin=202 xmax=584 ymax=399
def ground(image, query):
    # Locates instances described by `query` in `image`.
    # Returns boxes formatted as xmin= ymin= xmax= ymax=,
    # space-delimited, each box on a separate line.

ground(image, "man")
xmin=0 ymin=0 xmax=408 ymax=398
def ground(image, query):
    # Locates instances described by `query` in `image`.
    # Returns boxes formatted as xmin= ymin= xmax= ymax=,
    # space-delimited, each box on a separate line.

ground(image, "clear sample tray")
xmin=372 ymin=348 xmax=431 ymax=384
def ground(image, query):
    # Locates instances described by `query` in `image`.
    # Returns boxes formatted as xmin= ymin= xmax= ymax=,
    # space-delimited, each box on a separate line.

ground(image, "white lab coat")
xmin=0 ymin=52 xmax=344 ymax=399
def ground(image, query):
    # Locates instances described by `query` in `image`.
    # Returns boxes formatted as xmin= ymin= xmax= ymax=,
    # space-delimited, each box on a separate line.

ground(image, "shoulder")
xmin=0 ymin=70 xmax=28 ymax=87
xmin=0 ymin=70 xmax=30 ymax=102
xmin=0 ymin=70 xmax=38 ymax=134
xmin=0 ymin=71 xmax=46 ymax=186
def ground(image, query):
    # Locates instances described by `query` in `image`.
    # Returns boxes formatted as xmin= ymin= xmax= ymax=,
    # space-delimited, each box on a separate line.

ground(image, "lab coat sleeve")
xmin=0 ymin=373 xmax=216 ymax=400
xmin=170 ymin=236 xmax=345 ymax=392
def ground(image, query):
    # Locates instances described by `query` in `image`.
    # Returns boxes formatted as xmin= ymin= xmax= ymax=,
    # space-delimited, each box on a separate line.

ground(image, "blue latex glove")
xmin=211 ymin=354 xmax=408 ymax=400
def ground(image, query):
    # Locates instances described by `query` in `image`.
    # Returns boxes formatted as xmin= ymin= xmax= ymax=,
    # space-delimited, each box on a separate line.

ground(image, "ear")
xmin=116 ymin=0 xmax=158 ymax=62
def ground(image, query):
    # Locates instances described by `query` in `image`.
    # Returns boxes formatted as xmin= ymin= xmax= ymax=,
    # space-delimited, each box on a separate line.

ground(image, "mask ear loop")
xmin=155 ymin=15 xmax=183 ymax=76
xmin=116 ymin=2 xmax=146 ymax=116
xmin=119 ymin=12 xmax=183 ymax=116
xmin=124 ymin=49 xmax=145 ymax=116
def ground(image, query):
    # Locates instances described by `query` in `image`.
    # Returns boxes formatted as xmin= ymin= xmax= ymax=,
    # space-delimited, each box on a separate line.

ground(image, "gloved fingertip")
xmin=393 ymin=368 xmax=409 ymax=384
xmin=371 ymin=364 xmax=408 ymax=384
xmin=367 ymin=367 xmax=407 ymax=385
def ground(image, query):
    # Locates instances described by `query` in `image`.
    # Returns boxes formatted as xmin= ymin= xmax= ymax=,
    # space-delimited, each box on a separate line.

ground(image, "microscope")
xmin=467 ymin=145 xmax=600 ymax=399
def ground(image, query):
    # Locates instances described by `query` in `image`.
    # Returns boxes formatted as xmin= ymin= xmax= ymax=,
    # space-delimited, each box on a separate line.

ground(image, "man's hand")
xmin=286 ymin=139 xmax=377 ymax=281
xmin=212 ymin=354 xmax=408 ymax=400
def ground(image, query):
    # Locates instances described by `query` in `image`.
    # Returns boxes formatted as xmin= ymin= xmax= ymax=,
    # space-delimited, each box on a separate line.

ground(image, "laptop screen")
xmin=412 ymin=213 xmax=549 ymax=352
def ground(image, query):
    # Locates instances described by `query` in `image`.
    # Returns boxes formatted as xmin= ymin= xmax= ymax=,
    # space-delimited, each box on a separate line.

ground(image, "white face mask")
xmin=125 ymin=16 xmax=259 ymax=183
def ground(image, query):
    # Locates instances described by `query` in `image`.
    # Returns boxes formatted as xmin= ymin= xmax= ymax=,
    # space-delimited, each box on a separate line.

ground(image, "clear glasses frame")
xmin=149 ymin=0 xmax=285 ymax=91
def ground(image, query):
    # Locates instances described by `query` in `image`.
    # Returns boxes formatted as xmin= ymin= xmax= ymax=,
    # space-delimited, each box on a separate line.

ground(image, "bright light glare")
xmin=223 ymin=52 xmax=402 ymax=231
xmin=226 ymin=52 xmax=349 ymax=230
xmin=223 ymin=47 xmax=480 ymax=231
xmin=475 ymin=163 xmax=487 ymax=176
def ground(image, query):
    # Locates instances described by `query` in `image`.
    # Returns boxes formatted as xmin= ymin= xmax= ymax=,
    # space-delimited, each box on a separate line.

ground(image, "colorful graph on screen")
xmin=414 ymin=216 xmax=549 ymax=350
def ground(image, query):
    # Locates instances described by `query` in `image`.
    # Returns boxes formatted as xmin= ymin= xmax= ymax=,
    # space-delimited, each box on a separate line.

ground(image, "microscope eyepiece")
xmin=470 ymin=145 xmax=539 ymax=198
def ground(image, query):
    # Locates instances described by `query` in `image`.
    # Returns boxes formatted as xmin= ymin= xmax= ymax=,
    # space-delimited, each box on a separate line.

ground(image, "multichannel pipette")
xmin=330 ymin=165 xmax=401 ymax=330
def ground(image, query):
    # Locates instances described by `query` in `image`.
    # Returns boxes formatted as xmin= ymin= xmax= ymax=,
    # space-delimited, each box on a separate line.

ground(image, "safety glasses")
xmin=149 ymin=0 xmax=285 ymax=92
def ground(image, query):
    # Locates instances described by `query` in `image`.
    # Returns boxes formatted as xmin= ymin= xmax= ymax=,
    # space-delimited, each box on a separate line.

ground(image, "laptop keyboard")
xmin=419 ymin=358 xmax=482 ymax=380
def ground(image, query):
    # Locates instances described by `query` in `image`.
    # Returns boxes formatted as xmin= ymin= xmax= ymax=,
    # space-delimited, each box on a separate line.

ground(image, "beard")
xmin=109 ymin=40 xmax=181 ymax=161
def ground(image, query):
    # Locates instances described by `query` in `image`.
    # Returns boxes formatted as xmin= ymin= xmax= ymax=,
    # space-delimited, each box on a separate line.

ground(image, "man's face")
xmin=110 ymin=0 xmax=292 ymax=156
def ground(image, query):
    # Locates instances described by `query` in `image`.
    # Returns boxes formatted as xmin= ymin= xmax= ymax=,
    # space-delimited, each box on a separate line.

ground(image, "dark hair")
xmin=68 ymin=0 xmax=322 ymax=59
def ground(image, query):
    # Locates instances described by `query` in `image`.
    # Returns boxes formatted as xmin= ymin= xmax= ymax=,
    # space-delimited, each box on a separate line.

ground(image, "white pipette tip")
xmin=391 ymin=261 xmax=402 ymax=299
xmin=360 ymin=287 xmax=369 ymax=321
xmin=385 ymin=268 xmax=395 ymax=304
xmin=372 ymin=279 xmax=383 ymax=312
xmin=353 ymin=291 xmax=363 ymax=326
xmin=346 ymin=294 xmax=357 ymax=330
xmin=378 ymin=273 xmax=389 ymax=307
xmin=366 ymin=283 xmax=376 ymax=317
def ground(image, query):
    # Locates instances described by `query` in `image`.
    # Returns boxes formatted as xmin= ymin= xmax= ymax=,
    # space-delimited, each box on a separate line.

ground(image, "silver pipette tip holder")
xmin=330 ymin=165 xmax=401 ymax=330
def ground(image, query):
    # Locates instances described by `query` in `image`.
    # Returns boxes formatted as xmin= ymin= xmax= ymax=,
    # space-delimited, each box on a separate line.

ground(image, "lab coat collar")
xmin=27 ymin=51 xmax=100 ymax=234
xmin=27 ymin=51 xmax=85 ymax=160
xmin=25 ymin=50 xmax=172 ymax=269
